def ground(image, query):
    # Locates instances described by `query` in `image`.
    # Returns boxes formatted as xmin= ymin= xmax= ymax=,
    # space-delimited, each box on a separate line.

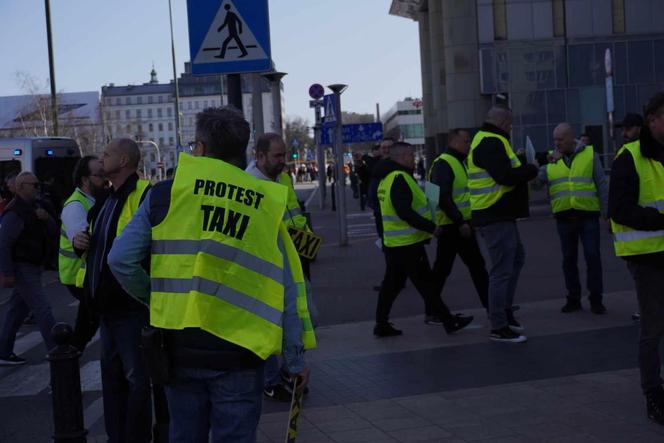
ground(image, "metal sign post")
xmin=328 ymin=84 xmax=348 ymax=246
xmin=309 ymin=84 xmax=326 ymax=210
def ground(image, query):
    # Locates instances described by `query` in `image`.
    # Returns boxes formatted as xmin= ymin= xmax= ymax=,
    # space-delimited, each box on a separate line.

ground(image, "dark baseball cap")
xmin=615 ymin=113 xmax=644 ymax=128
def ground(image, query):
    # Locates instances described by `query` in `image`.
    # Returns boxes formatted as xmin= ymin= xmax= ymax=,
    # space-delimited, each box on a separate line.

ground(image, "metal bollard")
xmin=47 ymin=323 xmax=87 ymax=443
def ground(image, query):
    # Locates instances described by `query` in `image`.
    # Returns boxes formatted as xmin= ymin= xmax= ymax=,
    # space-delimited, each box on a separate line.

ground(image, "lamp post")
xmin=137 ymin=140 xmax=162 ymax=181
xmin=328 ymin=83 xmax=348 ymax=246
xmin=168 ymin=0 xmax=182 ymax=153
xmin=44 ymin=0 xmax=58 ymax=135
xmin=262 ymin=72 xmax=287 ymax=134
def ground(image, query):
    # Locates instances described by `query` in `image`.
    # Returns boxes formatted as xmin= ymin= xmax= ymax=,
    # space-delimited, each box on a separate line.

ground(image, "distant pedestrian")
xmin=373 ymin=142 xmax=473 ymax=337
xmin=0 ymin=172 xmax=58 ymax=365
xmin=428 ymin=129 xmax=489 ymax=313
xmin=609 ymin=91 xmax=664 ymax=425
xmin=467 ymin=106 xmax=538 ymax=343
xmin=579 ymin=133 xmax=592 ymax=147
xmin=532 ymin=123 xmax=608 ymax=314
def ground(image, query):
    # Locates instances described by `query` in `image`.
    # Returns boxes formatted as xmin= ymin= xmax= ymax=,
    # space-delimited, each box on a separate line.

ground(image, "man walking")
xmin=468 ymin=107 xmax=538 ymax=343
xmin=533 ymin=123 xmax=608 ymax=314
xmin=0 ymin=172 xmax=58 ymax=365
xmin=73 ymin=138 xmax=152 ymax=442
xmin=609 ymin=91 xmax=664 ymax=425
xmin=428 ymin=129 xmax=489 ymax=313
xmin=109 ymin=108 xmax=315 ymax=442
xmin=374 ymin=142 xmax=473 ymax=337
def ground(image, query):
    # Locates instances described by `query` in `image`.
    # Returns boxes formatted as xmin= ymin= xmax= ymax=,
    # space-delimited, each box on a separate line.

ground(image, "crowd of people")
xmin=0 ymin=90 xmax=663 ymax=440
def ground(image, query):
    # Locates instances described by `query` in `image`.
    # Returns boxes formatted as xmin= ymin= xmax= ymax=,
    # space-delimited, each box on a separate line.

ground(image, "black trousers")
xmin=376 ymin=243 xmax=452 ymax=324
xmin=432 ymin=225 xmax=489 ymax=310
xmin=628 ymin=261 xmax=664 ymax=394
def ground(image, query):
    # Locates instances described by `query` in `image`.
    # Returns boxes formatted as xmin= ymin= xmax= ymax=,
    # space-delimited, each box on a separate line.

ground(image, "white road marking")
xmin=0 ymin=363 xmax=50 ymax=397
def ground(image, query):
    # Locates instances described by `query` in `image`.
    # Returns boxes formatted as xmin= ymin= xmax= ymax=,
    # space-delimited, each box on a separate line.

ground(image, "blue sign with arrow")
xmin=186 ymin=0 xmax=272 ymax=75
xmin=320 ymin=122 xmax=384 ymax=145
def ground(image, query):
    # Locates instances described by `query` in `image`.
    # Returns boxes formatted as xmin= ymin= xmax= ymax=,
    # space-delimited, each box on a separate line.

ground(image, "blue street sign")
xmin=320 ymin=122 xmax=384 ymax=146
xmin=186 ymin=0 xmax=271 ymax=75
xmin=323 ymin=94 xmax=336 ymax=124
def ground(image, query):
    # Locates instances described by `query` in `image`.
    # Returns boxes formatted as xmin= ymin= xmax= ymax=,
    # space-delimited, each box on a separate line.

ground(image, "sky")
xmin=0 ymin=0 xmax=422 ymax=125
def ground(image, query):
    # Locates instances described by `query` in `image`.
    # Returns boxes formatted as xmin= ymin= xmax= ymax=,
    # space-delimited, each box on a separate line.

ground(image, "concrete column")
xmin=428 ymin=1 xmax=447 ymax=157
xmin=417 ymin=12 xmax=436 ymax=164
xmin=441 ymin=0 xmax=491 ymax=131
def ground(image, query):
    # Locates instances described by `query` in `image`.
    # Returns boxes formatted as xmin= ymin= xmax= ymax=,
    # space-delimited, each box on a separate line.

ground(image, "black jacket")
xmin=609 ymin=126 xmax=664 ymax=268
xmin=470 ymin=123 xmax=539 ymax=226
xmin=84 ymin=174 xmax=149 ymax=315
xmin=2 ymin=196 xmax=56 ymax=267
xmin=148 ymin=180 xmax=264 ymax=371
xmin=430 ymin=148 xmax=467 ymax=226
xmin=374 ymin=159 xmax=436 ymax=245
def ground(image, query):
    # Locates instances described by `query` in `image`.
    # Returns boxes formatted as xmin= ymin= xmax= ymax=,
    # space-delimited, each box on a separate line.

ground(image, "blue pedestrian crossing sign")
xmin=186 ymin=0 xmax=272 ymax=75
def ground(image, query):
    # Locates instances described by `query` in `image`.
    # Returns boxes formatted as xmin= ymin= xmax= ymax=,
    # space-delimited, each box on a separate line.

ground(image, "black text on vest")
xmin=200 ymin=205 xmax=250 ymax=240
xmin=194 ymin=179 xmax=265 ymax=209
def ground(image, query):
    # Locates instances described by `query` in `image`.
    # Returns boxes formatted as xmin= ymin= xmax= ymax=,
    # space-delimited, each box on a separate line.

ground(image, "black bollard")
xmin=47 ymin=323 xmax=87 ymax=443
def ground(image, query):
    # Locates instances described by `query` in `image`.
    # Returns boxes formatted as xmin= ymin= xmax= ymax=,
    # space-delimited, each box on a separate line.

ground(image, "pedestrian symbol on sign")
xmin=215 ymin=4 xmax=248 ymax=59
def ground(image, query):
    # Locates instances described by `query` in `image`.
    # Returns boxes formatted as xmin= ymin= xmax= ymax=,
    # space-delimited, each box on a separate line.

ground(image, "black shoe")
xmin=264 ymin=384 xmax=292 ymax=402
xmin=373 ymin=322 xmax=402 ymax=337
xmin=0 ymin=353 xmax=27 ymax=366
xmin=633 ymin=312 xmax=641 ymax=321
xmin=424 ymin=315 xmax=444 ymax=325
xmin=647 ymin=387 xmax=664 ymax=425
xmin=506 ymin=309 xmax=524 ymax=332
xmin=489 ymin=326 xmax=527 ymax=343
xmin=443 ymin=314 xmax=474 ymax=334
xmin=590 ymin=301 xmax=607 ymax=314
xmin=561 ymin=299 xmax=582 ymax=313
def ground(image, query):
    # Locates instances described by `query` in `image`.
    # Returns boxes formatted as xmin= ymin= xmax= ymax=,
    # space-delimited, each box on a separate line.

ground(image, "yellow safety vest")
xmin=378 ymin=170 xmax=432 ymax=247
xmin=150 ymin=154 xmax=314 ymax=359
xmin=611 ymin=140 xmax=664 ymax=256
xmin=278 ymin=172 xmax=309 ymax=231
xmin=427 ymin=153 xmax=471 ymax=225
xmin=75 ymin=179 xmax=150 ymax=288
xmin=546 ymin=145 xmax=600 ymax=213
xmin=58 ymin=189 xmax=93 ymax=286
xmin=467 ymin=130 xmax=521 ymax=211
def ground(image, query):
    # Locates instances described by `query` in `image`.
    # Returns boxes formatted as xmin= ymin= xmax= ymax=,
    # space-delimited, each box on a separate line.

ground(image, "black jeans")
xmin=433 ymin=225 xmax=489 ymax=309
xmin=376 ymin=243 xmax=452 ymax=324
xmin=555 ymin=217 xmax=603 ymax=301
xmin=628 ymin=261 xmax=664 ymax=394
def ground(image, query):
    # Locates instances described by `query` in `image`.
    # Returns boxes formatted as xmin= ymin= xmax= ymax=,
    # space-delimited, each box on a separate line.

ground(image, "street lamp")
xmin=136 ymin=140 xmax=162 ymax=181
xmin=262 ymin=72 xmax=287 ymax=135
xmin=328 ymin=83 xmax=348 ymax=246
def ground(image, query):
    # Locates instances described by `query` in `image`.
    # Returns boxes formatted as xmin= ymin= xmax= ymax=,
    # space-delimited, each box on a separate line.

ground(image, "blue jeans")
xmin=555 ymin=217 xmax=603 ymax=301
xmin=264 ymin=355 xmax=282 ymax=387
xmin=166 ymin=366 xmax=264 ymax=443
xmin=478 ymin=221 xmax=526 ymax=330
xmin=0 ymin=263 xmax=55 ymax=357
xmin=99 ymin=310 xmax=152 ymax=443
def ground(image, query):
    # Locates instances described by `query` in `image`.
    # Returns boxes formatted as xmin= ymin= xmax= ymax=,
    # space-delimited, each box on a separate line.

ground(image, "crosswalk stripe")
xmin=80 ymin=360 xmax=102 ymax=392
xmin=14 ymin=331 xmax=43 ymax=356
xmin=0 ymin=363 xmax=50 ymax=397
xmin=84 ymin=396 xmax=105 ymax=429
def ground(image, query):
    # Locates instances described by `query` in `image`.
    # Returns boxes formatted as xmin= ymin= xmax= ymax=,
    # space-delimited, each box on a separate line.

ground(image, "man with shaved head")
xmin=467 ymin=106 xmax=539 ymax=343
xmin=0 ymin=171 xmax=58 ymax=365
xmin=72 ymin=138 xmax=152 ymax=442
xmin=534 ymin=123 xmax=608 ymax=314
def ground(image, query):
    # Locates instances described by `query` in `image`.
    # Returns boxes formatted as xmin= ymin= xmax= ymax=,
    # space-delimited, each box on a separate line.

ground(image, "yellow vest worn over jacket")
xmin=378 ymin=170 xmax=432 ymax=247
xmin=467 ymin=130 xmax=521 ymax=211
xmin=427 ymin=153 xmax=471 ymax=225
xmin=149 ymin=154 xmax=314 ymax=360
xmin=278 ymin=172 xmax=309 ymax=231
xmin=75 ymin=179 xmax=150 ymax=288
xmin=59 ymin=189 xmax=93 ymax=286
xmin=546 ymin=145 xmax=600 ymax=214
xmin=611 ymin=140 xmax=664 ymax=257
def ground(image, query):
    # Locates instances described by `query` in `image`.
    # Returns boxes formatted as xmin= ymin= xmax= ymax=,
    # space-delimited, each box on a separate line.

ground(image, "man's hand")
xmin=73 ymin=232 xmax=91 ymax=251
xmin=548 ymin=150 xmax=562 ymax=163
xmin=291 ymin=367 xmax=310 ymax=393
xmin=459 ymin=223 xmax=472 ymax=238
xmin=35 ymin=208 xmax=49 ymax=221
xmin=3 ymin=275 xmax=15 ymax=288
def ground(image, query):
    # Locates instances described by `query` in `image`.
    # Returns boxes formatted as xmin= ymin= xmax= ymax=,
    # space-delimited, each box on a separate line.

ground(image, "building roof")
xmin=0 ymin=91 xmax=100 ymax=130
xmin=101 ymin=83 xmax=173 ymax=97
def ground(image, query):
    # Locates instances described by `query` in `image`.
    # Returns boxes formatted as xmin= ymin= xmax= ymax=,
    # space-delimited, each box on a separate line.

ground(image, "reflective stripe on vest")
xmin=278 ymin=173 xmax=309 ymax=230
xmin=611 ymin=140 xmax=664 ymax=256
xmin=467 ymin=130 xmax=521 ymax=211
xmin=427 ymin=153 xmax=471 ymax=225
xmin=150 ymin=153 xmax=289 ymax=359
xmin=59 ymin=189 xmax=93 ymax=285
xmin=74 ymin=179 xmax=150 ymax=289
xmin=378 ymin=170 xmax=432 ymax=247
xmin=546 ymin=146 xmax=599 ymax=213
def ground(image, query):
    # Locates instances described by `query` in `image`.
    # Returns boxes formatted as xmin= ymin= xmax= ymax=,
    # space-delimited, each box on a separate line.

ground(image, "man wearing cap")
xmin=616 ymin=113 xmax=644 ymax=148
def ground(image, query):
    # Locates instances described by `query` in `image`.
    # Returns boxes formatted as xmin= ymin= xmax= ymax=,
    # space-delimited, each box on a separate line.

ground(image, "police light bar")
xmin=13 ymin=149 xmax=22 ymax=156
xmin=46 ymin=149 xmax=55 ymax=156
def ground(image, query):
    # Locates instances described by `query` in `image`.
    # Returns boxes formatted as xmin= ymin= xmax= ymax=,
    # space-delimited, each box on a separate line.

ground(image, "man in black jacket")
xmin=373 ymin=142 xmax=473 ymax=337
xmin=609 ymin=92 xmax=664 ymax=425
xmin=468 ymin=107 xmax=539 ymax=343
xmin=429 ymin=129 xmax=489 ymax=314
xmin=0 ymin=172 xmax=57 ymax=365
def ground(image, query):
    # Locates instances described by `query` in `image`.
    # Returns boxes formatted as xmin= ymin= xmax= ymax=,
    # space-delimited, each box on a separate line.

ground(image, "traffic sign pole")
xmin=329 ymin=84 xmax=348 ymax=246
xmin=314 ymin=104 xmax=325 ymax=210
